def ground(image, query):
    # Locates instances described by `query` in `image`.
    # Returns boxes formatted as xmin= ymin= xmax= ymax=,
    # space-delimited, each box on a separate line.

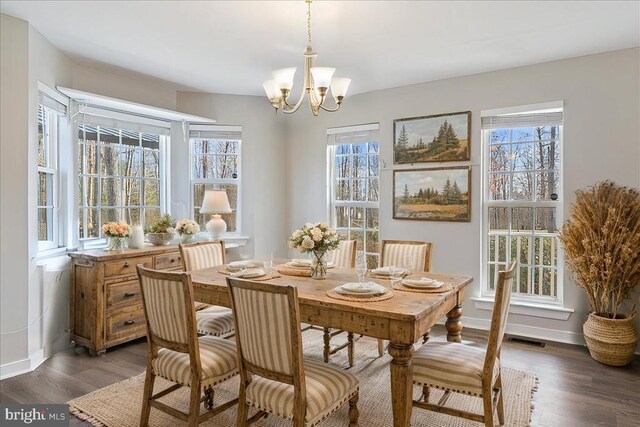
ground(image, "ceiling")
xmin=2 ymin=1 xmax=639 ymax=97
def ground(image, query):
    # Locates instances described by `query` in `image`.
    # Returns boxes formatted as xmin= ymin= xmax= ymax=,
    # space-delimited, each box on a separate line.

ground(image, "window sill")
xmin=34 ymin=247 xmax=69 ymax=263
xmin=221 ymin=235 xmax=250 ymax=247
xmin=472 ymin=297 xmax=574 ymax=320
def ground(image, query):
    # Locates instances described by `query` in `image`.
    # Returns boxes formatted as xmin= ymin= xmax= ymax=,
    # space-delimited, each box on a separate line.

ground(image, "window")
xmin=190 ymin=125 xmax=242 ymax=234
xmin=328 ymin=124 xmax=380 ymax=269
xmin=37 ymin=88 xmax=67 ymax=252
xmin=77 ymin=122 xmax=166 ymax=239
xmin=482 ymin=103 xmax=563 ymax=303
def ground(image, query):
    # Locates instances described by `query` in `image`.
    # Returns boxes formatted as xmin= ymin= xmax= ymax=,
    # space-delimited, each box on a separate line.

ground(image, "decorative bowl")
xmin=146 ymin=232 xmax=174 ymax=246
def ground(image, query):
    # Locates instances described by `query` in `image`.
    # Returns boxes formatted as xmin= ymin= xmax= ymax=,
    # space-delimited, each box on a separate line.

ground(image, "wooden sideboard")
xmin=68 ymin=245 xmax=182 ymax=355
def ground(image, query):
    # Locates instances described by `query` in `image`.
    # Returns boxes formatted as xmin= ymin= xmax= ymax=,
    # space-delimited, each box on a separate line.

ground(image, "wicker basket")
xmin=146 ymin=232 xmax=174 ymax=246
xmin=583 ymin=313 xmax=638 ymax=366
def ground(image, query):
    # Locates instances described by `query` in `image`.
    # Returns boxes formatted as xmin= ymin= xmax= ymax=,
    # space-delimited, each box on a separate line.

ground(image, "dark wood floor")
xmin=1 ymin=326 xmax=638 ymax=426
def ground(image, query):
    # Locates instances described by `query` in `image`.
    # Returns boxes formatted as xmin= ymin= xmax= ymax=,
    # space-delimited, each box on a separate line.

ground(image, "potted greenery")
xmin=145 ymin=214 xmax=175 ymax=246
xmin=559 ymin=181 xmax=640 ymax=366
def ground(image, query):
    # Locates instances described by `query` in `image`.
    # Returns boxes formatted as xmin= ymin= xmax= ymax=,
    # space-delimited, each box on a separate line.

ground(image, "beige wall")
xmin=0 ymin=13 xmax=31 ymax=374
xmin=284 ymin=48 xmax=640 ymax=346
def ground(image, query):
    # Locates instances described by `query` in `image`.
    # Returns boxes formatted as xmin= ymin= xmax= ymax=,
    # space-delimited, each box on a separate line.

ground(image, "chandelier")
xmin=262 ymin=0 xmax=351 ymax=116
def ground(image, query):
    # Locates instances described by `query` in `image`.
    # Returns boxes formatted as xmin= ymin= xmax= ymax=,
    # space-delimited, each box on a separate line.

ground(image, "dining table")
xmin=189 ymin=263 xmax=473 ymax=427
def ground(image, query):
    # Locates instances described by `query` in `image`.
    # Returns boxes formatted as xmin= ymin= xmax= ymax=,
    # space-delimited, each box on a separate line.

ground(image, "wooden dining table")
xmin=190 ymin=264 xmax=473 ymax=427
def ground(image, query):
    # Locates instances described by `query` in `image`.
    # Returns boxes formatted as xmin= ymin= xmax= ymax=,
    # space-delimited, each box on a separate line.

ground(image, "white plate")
xmin=229 ymin=261 xmax=249 ymax=268
xmin=232 ymin=268 xmax=266 ymax=278
xmin=372 ymin=267 xmax=405 ymax=276
xmin=402 ymin=278 xmax=443 ymax=289
xmin=340 ymin=282 xmax=387 ymax=294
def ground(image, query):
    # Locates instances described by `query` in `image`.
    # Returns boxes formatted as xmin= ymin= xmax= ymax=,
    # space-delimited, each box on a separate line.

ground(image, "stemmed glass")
xmin=389 ymin=265 xmax=402 ymax=286
xmin=402 ymin=254 xmax=414 ymax=277
xmin=355 ymin=251 xmax=366 ymax=285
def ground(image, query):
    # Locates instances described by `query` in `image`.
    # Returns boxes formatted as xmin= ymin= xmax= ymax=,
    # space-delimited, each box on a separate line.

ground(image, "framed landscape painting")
xmin=393 ymin=111 xmax=471 ymax=163
xmin=393 ymin=166 xmax=471 ymax=222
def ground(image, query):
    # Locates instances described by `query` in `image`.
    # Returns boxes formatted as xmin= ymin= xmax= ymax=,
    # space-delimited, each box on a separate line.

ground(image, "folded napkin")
xmin=229 ymin=261 xmax=249 ymax=268
xmin=231 ymin=268 xmax=265 ymax=278
xmin=403 ymin=278 xmax=442 ymax=288
xmin=340 ymin=281 xmax=387 ymax=294
xmin=372 ymin=266 xmax=405 ymax=275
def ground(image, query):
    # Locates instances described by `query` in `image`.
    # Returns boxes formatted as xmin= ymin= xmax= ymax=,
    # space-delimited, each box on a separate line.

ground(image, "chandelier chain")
xmin=307 ymin=0 xmax=312 ymax=45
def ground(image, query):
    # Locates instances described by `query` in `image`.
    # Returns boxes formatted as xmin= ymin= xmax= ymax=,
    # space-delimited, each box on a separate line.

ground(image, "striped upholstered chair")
xmin=412 ymin=262 xmax=516 ymax=427
xmin=136 ymin=266 xmax=239 ymax=426
xmin=327 ymin=239 xmax=356 ymax=269
xmin=381 ymin=239 xmax=433 ymax=347
xmin=179 ymin=241 xmax=235 ymax=338
xmin=227 ymin=278 xmax=360 ymax=427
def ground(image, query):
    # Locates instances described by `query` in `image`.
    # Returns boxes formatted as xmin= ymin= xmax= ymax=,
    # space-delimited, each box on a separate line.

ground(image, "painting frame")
xmin=393 ymin=166 xmax=471 ymax=222
xmin=393 ymin=111 xmax=471 ymax=164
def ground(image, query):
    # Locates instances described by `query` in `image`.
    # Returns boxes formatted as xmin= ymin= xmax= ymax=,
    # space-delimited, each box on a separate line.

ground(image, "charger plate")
xmin=326 ymin=288 xmax=394 ymax=302
xmin=217 ymin=268 xmax=281 ymax=281
xmin=392 ymin=281 xmax=453 ymax=293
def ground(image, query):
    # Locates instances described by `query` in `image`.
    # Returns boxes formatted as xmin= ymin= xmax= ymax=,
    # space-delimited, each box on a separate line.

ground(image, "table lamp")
xmin=199 ymin=189 xmax=232 ymax=240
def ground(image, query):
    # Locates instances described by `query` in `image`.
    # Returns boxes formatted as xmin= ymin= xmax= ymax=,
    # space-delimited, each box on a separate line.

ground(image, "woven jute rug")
xmin=69 ymin=331 xmax=537 ymax=426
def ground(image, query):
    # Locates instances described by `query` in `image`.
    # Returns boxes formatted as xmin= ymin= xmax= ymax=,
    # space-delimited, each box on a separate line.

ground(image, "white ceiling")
xmin=2 ymin=1 xmax=639 ymax=96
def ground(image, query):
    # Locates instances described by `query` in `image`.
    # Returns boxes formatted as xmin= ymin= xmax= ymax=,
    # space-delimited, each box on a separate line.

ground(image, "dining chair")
xmin=227 ymin=277 xmax=360 ymax=427
xmin=411 ymin=261 xmax=516 ymax=427
xmin=137 ymin=266 xmax=239 ymax=427
xmin=179 ymin=241 xmax=235 ymax=338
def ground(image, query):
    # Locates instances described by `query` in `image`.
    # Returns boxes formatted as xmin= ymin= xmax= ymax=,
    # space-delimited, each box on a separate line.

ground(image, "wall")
xmin=0 ymin=14 xmax=31 ymax=378
xmin=175 ymin=92 xmax=288 ymax=260
xmin=285 ymin=48 xmax=640 ymax=347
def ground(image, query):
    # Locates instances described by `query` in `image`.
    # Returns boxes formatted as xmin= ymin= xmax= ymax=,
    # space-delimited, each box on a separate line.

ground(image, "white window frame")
xmin=480 ymin=101 xmax=565 ymax=307
xmin=37 ymin=105 xmax=59 ymax=252
xmin=327 ymin=123 xmax=380 ymax=267
xmin=76 ymin=117 xmax=169 ymax=245
xmin=189 ymin=125 xmax=243 ymax=236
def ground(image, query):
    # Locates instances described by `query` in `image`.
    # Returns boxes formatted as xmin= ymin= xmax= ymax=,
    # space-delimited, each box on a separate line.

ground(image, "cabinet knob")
xmin=124 ymin=292 xmax=135 ymax=298
xmin=124 ymin=320 xmax=135 ymax=325
xmin=123 ymin=262 xmax=130 ymax=268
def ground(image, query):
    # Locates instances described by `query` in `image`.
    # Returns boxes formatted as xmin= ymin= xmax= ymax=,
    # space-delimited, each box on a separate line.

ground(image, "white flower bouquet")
xmin=175 ymin=219 xmax=200 ymax=236
xmin=288 ymin=222 xmax=341 ymax=254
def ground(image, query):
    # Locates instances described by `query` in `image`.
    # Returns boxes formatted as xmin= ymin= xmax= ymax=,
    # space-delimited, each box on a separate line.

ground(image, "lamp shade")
xmin=272 ymin=67 xmax=297 ymax=91
xmin=200 ymin=190 xmax=232 ymax=214
xmin=263 ymin=80 xmax=281 ymax=101
xmin=330 ymin=77 xmax=351 ymax=100
xmin=310 ymin=67 xmax=336 ymax=88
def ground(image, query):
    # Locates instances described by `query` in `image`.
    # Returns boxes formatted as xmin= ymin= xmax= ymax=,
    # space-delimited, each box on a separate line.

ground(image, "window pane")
xmin=100 ymin=178 xmax=121 ymax=206
xmin=353 ymin=143 xmax=366 ymax=154
xmin=489 ymin=145 xmax=510 ymax=172
xmin=144 ymin=208 xmax=161 ymax=228
xmin=488 ymin=174 xmax=510 ymax=200
xmin=213 ymin=139 xmax=239 ymax=155
xmin=121 ymin=131 xmax=139 ymax=147
xmin=535 ymin=138 xmax=559 ymax=171
xmin=368 ymin=154 xmax=379 ymax=177
xmin=122 ymin=178 xmax=141 ymax=206
xmin=336 ymin=144 xmax=350 ymax=155
xmin=100 ymin=145 xmax=120 ymax=176
xmin=120 ymin=148 xmax=142 ymax=177
xmin=512 ymin=207 xmax=533 ymax=232
xmin=144 ymin=180 xmax=160 ymax=206
xmin=85 ymin=208 xmax=99 ymax=238
xmin=77 ymin=143 xmax=84 ymax=175
xmin=535 ymin=171 xmax=560 ymax=201
xmin=350 ymin=230 xmax=364 ymax=250
xmin=38 ymin=106 xmax=46 ymax=168
xmin=536 ymin=207 xmax=557 ymax=232
xmin=335 ymin=156 xmax=351 ymax=179
xmin=144 ymin=150 xmax=159 ymax=178
xmin=37 ymin=172 xmax=53 ymax=207
xmin=38 ymin=208 xmax=52 ymax=241
xmin=84 ymin=177 xmax=98 ymax=207
xmin=123 ymin=208 xmax=141 ymax=225
xmin=512 ymin=172 xmax=534 ymax=200
xmin=352 ymin=179 xmax=366 ymax=201
xmin=353 ymin=155 xmax=366 ymax=177
xmin=488 ymin=207 xmax=508 ymax=231
xmin=518 ymin=266 xmax=530 ymax=293
xmin=368 ymin=143 xmax=379 ymax=154
xmin=350 ymin=207 xmax=364 ymax=229
xmin=367 ymin=207 xmax=379 ymax=229
xmin=366 ymin=231 xmax=379 ymax=253
xmin=512 ymin=143 xmax=534 ymax=171
xmin=366 ymin=254 xmax=378 ymax=270
xmin=489 ymin=129 xmax=509 ymax=144
xmin=512 ymin=127 xmax=536 ymax=142
xmin=84 ymin=144 xmax=98 ymax=175
xmin=100 ymin=207 xmax=119 ymax=224
xmin=216 ymin=154 xmax=238 ymax=178
xmin=336 ymin=180 xmax=350 ymax=201
xmin=335 ymin=207 xmax=348 ymax=228
xmin=141 ymin=133 xmax=159 ymax=149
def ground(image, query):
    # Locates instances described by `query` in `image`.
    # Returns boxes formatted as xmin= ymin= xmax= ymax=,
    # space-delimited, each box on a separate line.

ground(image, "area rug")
xmin=69 ymin=331 xmax=537 ymax=426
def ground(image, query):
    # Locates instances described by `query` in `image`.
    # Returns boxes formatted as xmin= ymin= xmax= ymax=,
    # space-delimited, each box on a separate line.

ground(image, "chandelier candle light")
xmin=262 ymin=0 xmax=351 ymax=116
xmin=200 ymin=189 xmax=232 ymax=240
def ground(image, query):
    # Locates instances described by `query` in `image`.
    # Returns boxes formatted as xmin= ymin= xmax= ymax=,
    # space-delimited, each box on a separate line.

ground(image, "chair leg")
xmin=236 ymin=386 xmax=248 ymax=427
xmin=422 ymin=385 xmax=429 ymax=403
xmin=187 ymin=379 xmax=201 ymax=427
xmin=482 ymin=390 xmax=495 ymax=427
xmin=140 ymin=368 xmax=156 ymax=427
xmin=377 ymin=339 xmax=385 ymax=357
xmin=347 ymin=332 xmax=355 ymax=367
xmin=348 ymin=392 xmax=359 ymax=426
xmin=496 ymin=373 xmax=505 ymax=425
xmin=323 ymin=327 xmax=331 ymax=363
xmin=204 ymin=386 xmax=214 ymax=410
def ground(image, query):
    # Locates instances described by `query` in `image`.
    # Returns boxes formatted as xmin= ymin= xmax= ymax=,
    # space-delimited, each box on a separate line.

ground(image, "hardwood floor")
xmin=1 ymin=325 xmax=638 ymax=426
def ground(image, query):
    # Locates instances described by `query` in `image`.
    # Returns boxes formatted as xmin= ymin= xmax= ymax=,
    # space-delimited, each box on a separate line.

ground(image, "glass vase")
xmin=107 ymin=236 xmax=127 ymax=251
xmin=181 ymin=234 xmax=194 ymax=244
xmin=310 ymin=251 xmax=327 ymax=280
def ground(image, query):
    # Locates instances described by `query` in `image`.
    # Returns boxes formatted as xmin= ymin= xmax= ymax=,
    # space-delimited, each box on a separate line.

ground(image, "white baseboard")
xmin=0 ymin=358 xmax=32 ymax=380
xmin=440 ymin=316 xmax=640 ymax=354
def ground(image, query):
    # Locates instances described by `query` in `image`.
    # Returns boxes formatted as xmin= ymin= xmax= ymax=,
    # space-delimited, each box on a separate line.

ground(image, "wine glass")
xmin=402 ymin=254 xmax=414 ymax=276
xmin=355 ymin=251 xmax=366 ymax=285
xmin=389 ymin=265 xmax=402 ymax=286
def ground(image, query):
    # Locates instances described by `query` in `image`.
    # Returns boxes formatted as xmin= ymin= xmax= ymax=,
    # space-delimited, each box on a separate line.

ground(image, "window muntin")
xmin=483 ymin=111 xmax=562 ymax=302
xmin=190 ymin=136 xmax=241 ymax=233
xmin=77 ymin=124 xmax=162 ymax=238
xmin=37 ymin=104 xmax=58 ymax=248
xmin=329 ymin=130 xmax=380 ymax=269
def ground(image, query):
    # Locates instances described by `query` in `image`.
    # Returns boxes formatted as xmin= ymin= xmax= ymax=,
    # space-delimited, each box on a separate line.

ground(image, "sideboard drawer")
xmin=105 ymin=256 xmax=152 ymax=278
xmin=106 ymin=304 xmax=146 ymax=343
xmin=106 ymin=280 xmax=141 ymax=310
xmin=154 ymin=252 xmax=181 ymax=270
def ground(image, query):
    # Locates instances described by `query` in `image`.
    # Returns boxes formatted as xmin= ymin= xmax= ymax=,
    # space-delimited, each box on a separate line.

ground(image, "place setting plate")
xmin=392 ymin=276 xmax=453 ymax=293
xmin=327 ymin=281 xmax=394 ymax=302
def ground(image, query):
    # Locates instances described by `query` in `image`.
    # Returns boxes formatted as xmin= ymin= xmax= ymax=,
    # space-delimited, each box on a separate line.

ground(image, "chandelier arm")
xmin=319 ymin=102 xmax=342 ymax=113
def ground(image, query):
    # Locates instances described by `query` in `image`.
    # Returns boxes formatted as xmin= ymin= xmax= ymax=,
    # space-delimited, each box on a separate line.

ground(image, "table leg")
xmin=388 ymin=342 xmax=415 ymax=427
xmin=446 ymin=304 xmax=463 ymax=343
